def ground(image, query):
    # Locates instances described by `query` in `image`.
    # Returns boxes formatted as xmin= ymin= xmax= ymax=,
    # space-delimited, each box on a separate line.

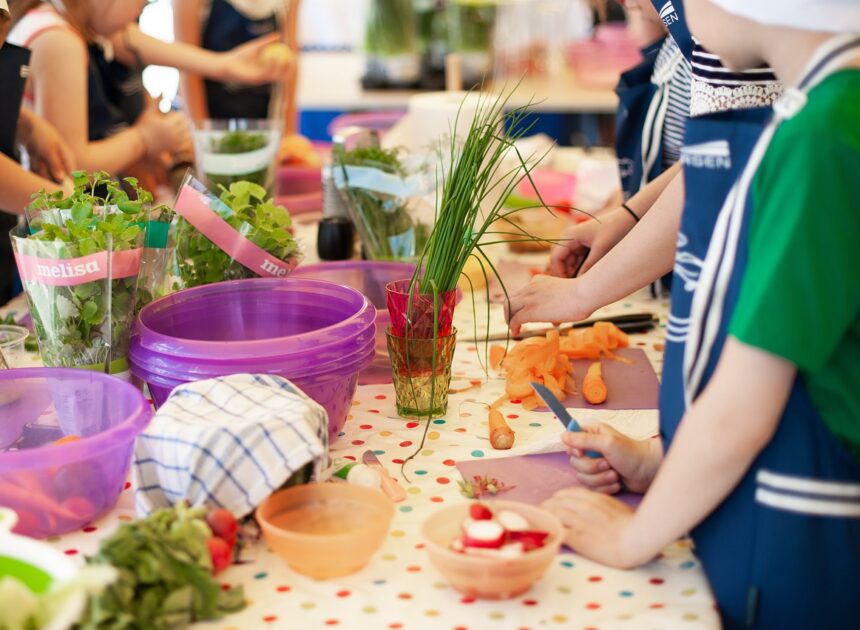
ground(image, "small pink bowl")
xmin=421 ymin=500 xmax=564 ymax=599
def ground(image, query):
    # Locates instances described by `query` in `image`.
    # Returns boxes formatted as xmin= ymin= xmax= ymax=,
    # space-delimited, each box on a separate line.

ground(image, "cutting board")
xmin=456 ymin=451 xmax=642 ymax=510
xmin=553 ymin=348 xmax=659 ymax=411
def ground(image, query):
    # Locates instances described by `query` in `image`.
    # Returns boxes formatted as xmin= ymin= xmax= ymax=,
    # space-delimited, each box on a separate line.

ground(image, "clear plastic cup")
xmin=0 ymin=325 xmax=30 ymax=368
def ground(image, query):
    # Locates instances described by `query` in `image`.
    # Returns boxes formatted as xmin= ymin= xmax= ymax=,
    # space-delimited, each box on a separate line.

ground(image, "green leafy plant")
xmin=205 ymin=130 xmax=270 ymax=189
xmin=448 ymin=0 xmax=497 ymax=53
xmin=365 ymin=0 xmax=417 ymax=56
xmin=0 ymin=314 xmax=39 ymax=352
xmin=398 ymin=88 xmax=562 ymax=475
xmin=334 ymin=145 xmax=430 ymax=261
xmin=79 ymin=503 xmax=245 ymax=629
xmin=14 ymin=171 xmax=154 ymax=372
xmin=171 ymin=180 xmax=301 ymax=289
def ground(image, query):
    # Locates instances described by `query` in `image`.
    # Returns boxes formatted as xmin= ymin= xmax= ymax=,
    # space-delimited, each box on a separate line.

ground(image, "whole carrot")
xmin=582 ymin=362 xmax=608 ymax=405
xmin=489 ymin=408 xmax=515 ymax=450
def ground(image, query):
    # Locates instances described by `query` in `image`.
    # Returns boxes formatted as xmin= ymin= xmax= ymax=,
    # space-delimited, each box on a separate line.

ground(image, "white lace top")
xmin=690 ymin=40 xmax=783 ymax=117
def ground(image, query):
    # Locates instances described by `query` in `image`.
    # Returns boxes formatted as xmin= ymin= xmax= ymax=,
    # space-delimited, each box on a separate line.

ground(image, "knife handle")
xmin=372 ymin=465 xmax=407 ymax=502
xmin=566 ymin=419 xmax=601 ymax=459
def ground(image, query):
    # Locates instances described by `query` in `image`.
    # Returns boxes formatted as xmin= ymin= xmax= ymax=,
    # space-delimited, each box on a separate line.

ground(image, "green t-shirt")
xmin=730 ymin=70 xmax=860 ymax=460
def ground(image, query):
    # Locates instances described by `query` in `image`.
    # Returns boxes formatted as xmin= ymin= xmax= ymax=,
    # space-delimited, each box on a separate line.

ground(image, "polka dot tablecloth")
xmin=1 ymin=286 xmax=719 ymax=629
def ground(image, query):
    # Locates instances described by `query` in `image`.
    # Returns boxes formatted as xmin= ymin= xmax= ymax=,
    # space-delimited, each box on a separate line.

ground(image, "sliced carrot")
xmin=489 ymin=409 xmax=515 ymax=449
xmin=564 ymin=374 xmax=577 ymax=395
xmin=583 ymin=362 xmax=608 ymax=404
xmin=521 ymin=395 xmax=539 ymax=411
xmin=542 ymin=372 xmax=565 ymax=401
xmin=490 ymin=393 xmax=509 ymax=410
xmin=490 ymin=345 xmax=507 ymax=370
xmin=506 ymin=378 xmax=535 ymax=399
xmin=52 ymin=434 xmax=81 ymax=446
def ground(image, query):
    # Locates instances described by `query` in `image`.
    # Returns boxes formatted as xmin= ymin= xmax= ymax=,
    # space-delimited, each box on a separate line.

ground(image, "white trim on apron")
xmin=640 ymin=47 xmax=685 ymax=191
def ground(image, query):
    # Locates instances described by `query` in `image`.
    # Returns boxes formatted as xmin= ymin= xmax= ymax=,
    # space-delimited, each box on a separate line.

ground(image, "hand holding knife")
xmin=531 ymin=382 xmax=601 ymax=459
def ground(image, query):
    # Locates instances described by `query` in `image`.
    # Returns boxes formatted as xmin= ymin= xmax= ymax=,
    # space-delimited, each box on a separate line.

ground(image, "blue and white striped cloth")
xmin=133 ymin=374 xmax=329 ymax=518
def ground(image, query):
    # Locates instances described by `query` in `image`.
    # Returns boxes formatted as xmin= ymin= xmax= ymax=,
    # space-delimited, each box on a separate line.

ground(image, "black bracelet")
xmin=621 ymin=202 xmax=640 ymax=223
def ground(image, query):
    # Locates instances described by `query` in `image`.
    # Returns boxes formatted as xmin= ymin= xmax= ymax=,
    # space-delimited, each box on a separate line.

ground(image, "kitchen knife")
xmin=362 ymin=450 xmax=407 ymax=502
xmin=485 ymin=312 xmax=658 ymax=342
xmin=530 ymin=382 xmax=601 ymax=459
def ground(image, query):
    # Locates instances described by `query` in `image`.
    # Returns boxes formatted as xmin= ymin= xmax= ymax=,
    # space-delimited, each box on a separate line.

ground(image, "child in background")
xmin=540 ymin=1 xmax=860 ymax=627
xmin=174 ymin=0 xmax=299 ymax=125
xmin=7 ymin=0 xmax=289 ymax=177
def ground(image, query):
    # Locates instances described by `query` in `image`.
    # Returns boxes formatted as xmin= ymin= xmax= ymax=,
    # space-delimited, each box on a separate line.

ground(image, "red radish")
xmin=496 ymin=509 xmax=530 ymax=532
xmin=208 ymin=536 xmax=232 ymax=575
xmin=207 ymin=509 xmax=238 ymax=542
xmin=507 ymin=530 xmax=550 ymax=551
xmin=461 ymin=520 xmax=506 ymax=549
xmin=469 ymin=503 xmax=493 ymax=521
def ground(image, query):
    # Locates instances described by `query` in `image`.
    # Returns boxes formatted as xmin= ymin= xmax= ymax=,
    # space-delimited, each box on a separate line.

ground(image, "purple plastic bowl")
xmin=132 ymin=278 xmax=375 ymax=361
xmin=0 ymin=368 xmax=151 ymax=538
xmin=129 ymin=278 xmax=376 ymax=438
xmin=275 ymin=165 xmax=323 ymax=216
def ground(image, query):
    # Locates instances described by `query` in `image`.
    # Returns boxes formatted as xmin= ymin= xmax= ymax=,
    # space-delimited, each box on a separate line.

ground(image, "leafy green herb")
xmin=171 ymin=180 xmax=300 ymax=289
xmin=334 ymin=145 xmax=430 ymax=260
xmin=14 ymin=172 xmax=156 ymax=372
xmin=79 ymin=503 xmax=244 ymax=629
xmin=365 ymin=0 xmax=417 ymax=56
xmin=205 ymin=130 xmax=269 ymax=189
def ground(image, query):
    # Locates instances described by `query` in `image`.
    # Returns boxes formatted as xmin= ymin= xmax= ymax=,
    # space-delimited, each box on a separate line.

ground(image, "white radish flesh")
xmin=496 ymin=509 xmax=530 ymax=532
xmin=462 ymin=520 xmax=506 ymax=549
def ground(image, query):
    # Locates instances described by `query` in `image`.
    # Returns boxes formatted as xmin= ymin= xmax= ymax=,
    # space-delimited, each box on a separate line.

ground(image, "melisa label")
xmin=174 ymin=184 xmax=295 ymax=278
xmin=14 ymin=249 xmax=143 ymax=287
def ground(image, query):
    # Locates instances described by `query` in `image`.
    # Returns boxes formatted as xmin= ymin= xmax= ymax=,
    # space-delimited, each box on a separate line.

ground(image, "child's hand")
xmin=16 ymin=110 xmax=75 ymax=183
xmin=138 ymin=109 xmax=192 ymax=160
xmin=542 ymin=487 xmax=652 ymax=568
xmin=505 ymin=275 xmax=591 ymax=335
xmin=549 ymin=206 xmax=639 ymax=278
xmin=563 ymin=424 xmax=662 ymax=494
xmin=220 ymin=34 xmax=293 ymax=85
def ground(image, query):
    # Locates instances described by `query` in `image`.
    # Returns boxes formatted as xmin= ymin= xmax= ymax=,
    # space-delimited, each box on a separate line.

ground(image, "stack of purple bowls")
xmin=128 ymin=278 xmax=376 ymax=438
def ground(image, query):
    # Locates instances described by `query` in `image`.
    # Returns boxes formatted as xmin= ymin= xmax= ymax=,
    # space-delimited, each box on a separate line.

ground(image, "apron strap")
xmin=683 ymin=35 xmax=860 ymax=406
xmin=640 ymin=48 xmax=685 ymax=191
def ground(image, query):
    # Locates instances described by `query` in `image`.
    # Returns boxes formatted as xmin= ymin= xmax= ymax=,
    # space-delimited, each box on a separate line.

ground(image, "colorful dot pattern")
xmin=22 ymin=288 xmax=716 ymax=627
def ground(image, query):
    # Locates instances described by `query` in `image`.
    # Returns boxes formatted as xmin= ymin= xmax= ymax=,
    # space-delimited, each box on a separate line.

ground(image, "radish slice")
xmin=498 ymin=542 xmax=526 ymax=558
xmin=496 ymin=509 xmax=530 ymax=532
xmin=462 ymin=520 xmax=506 ymax=549
xmin=506 ymin=530 xmax=550 ymax=551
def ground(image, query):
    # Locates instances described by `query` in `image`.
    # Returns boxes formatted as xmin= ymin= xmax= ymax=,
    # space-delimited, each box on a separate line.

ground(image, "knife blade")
xmin=530 ymin=382 xmax=601 ymax=459
xmin=362 ymin=450 xmax=406 ymax=502
xmin=484 ymin=312 xmax=658 ymax=342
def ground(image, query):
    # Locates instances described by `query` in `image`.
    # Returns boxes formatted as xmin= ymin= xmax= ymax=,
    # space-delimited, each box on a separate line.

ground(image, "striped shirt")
xmin=690 ymin=40 xmax=783 ymax=116
xmin=655 ymin=36 xmax=692 ymax=168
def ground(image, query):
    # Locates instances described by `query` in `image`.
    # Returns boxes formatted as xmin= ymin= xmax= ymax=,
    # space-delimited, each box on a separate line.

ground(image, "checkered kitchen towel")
xmin=133 ymin=374 xmax=329 ymax=518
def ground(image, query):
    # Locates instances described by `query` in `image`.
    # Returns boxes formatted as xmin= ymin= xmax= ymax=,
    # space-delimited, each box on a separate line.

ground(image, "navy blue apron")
xmin=615 ymin=39 xmax=664 ymax=201
xmin=650 ymin=0 xmax=693 ymax=61
xmin=0 ymin=42 xmax=30 ymax=304
xmin=662 ymin=37 xmax=860 ymax=628
xmin=203 ymin=0 xmax=276 ymax=120
xmin=87 ymin=43 xmax=145 ymax=141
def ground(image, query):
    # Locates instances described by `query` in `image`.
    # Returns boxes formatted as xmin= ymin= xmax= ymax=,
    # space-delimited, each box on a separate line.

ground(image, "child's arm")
xmin=16 ymin=108 xmax=74 ymax=183
xmin=0 ymin=152 xmax=65 ymax=214
xmin=506 ymin=167 xmax=683 ymax=333
xmin=545 ymin=337 xmax=794 ymax=568
xmin=29 ymin=28 xmax=191 ymax=173
xmin=171 ymin=0 xmax=208 ymax=123
xmin=113 ymin=24 xmax=289 ymax=88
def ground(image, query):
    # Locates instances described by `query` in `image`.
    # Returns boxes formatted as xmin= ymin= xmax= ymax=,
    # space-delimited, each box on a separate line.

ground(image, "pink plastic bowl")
xmin=275 ymin=166 xmax=323 ymax=215
xmin=0 ymin=368 xmax=151 ymax=538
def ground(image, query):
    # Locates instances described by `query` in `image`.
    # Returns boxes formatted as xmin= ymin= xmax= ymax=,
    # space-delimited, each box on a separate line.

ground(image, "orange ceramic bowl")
xmin=256 ymin=482 xmax=394 ymax=579
xmin=421 ymin=500 xmax=564 ymax=599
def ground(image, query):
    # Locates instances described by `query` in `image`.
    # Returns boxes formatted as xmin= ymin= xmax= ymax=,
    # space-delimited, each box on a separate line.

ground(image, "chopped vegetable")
xmin=488 ymin=408 xmax=515 ymax=450
xmin=79 ymin=503 xmax=244 ymax=629
xmin=582 ymin=362 xmax=608 ymax=405
xmin=469 ymin=503 xmax=493 ymax=521
xmin=450 ymin=503 xmax=551 ymax=557
xmin=494 ymin=322 xmax=630 ymax=408
xmin=458 ymin=474 xmax=513 ymax=499
xmin=461 ymin=520 xmax=506 ymax=549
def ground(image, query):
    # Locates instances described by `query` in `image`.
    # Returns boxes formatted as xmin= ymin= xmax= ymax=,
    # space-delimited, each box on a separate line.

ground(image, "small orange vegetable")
xmin=489 ymin=409 xmax=515 ymax=450
xmin=490 ymin=345 xmax=506 ymax=370
xmin=582 ymin=362 xmax=608 ymax=405
xmin=52 ymin=435 xmax=81 ymax=446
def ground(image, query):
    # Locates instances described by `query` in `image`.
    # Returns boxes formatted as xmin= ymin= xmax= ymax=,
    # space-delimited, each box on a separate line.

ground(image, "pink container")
xmin=275 ymin=166 xmax=323 ymax=216
xmin=0 ymin=368 xmax=151 ymax=538
xmin=568 ymin=25 xmax=642 ymax=88
xmin=327 ymin=111 xmax=406 ymax=139
xmin=515 ymin=170 xmax=578 ymax=208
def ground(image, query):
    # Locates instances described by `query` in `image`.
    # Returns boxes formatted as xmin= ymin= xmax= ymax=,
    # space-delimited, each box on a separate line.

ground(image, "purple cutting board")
xmin=456 ymin=451 xmax=641 ymax=509
xmin=550 ymin=347 xmax=659 ymax=410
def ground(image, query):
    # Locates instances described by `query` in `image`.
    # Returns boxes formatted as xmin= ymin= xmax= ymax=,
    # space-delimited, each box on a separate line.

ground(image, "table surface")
xmin=0 ymin=238 xmax=719 ymax=630
xmin=297 ymin=52 xmax=619 ymax=114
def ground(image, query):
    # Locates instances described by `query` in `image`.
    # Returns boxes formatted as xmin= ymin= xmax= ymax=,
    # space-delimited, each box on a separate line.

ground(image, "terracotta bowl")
xmin=421 ymin=500 xmax=564 ymax=599
xmin=256 ymin=483 xmax=394 ymax=579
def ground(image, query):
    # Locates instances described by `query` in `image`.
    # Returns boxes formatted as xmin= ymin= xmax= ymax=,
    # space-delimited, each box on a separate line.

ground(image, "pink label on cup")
xmin=14 ymin=248 xmax=143 ymax=287
xmin=175 ymin=185 xmax=296 ymax=278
